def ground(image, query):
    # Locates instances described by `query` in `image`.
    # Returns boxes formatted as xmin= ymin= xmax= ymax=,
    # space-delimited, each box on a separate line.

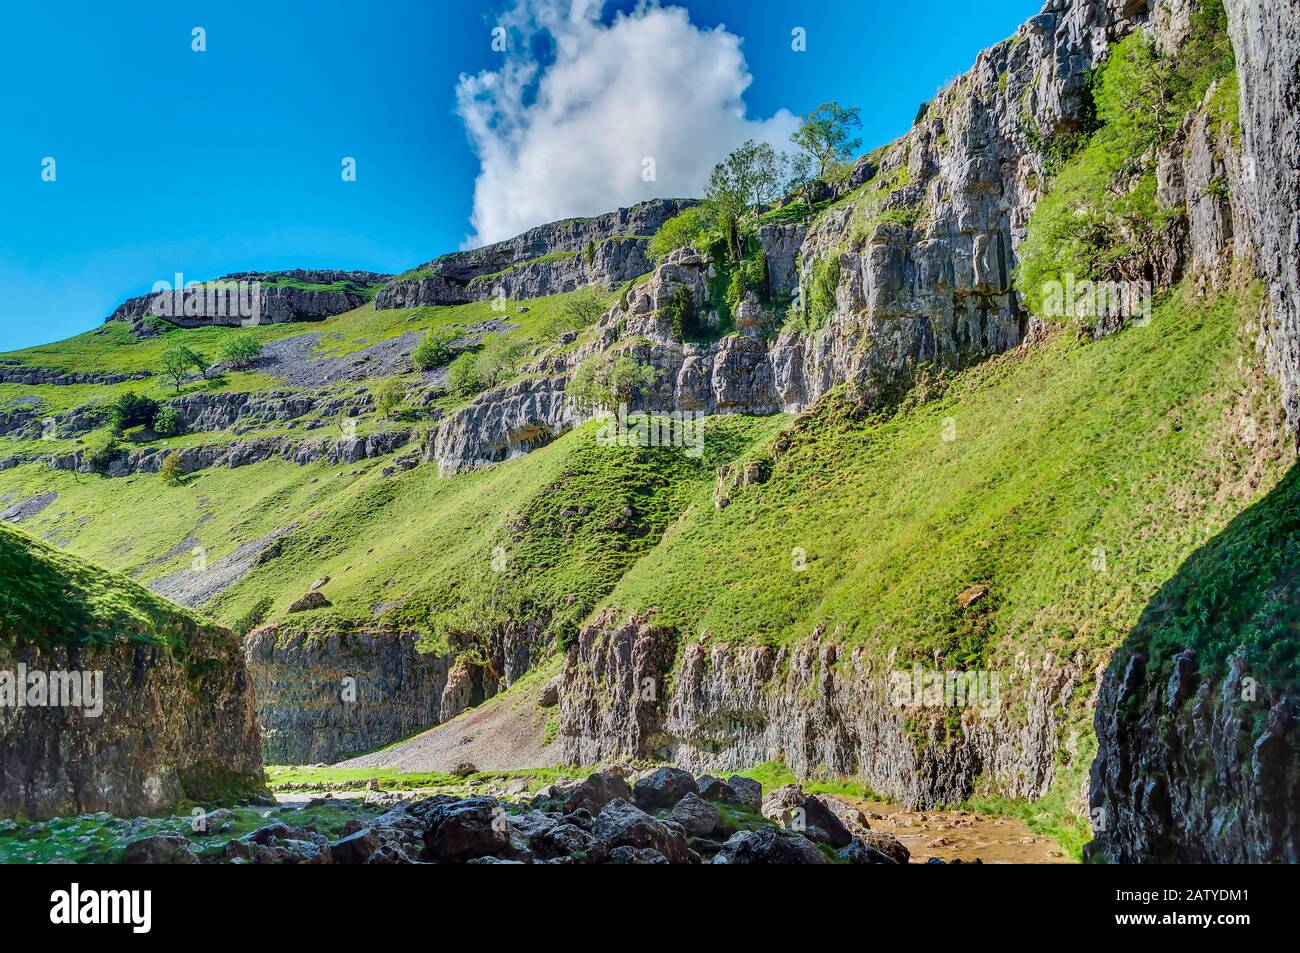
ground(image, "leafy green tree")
xmin=108 ymin=392 xmax=158 ymax=434
xmin=476 ymin=335 xmax=533 ymax=388
xmin=790 ymin=101 xmax=862 ymax=182
xmin=786 ymin=151 xmax=817 ymax=209
xmin=648 ymin=204 xmax=718 ymax=263
xmin=447 ymin=352 xmax=483 ymax=396
xmin=221 ymin=334 xmax=262 ymax=370
xmin=543 ymin=286 xmax=606 ymax=339
xmin=706 ymin=140 xmax=787 ymax=257
xmin=159 ymin=451 xmax=184 ymax=486
xmin=412 ymin=326 xmax=461 ymax=370
xmin=189 ymin=348 xmax=213 ymax=379
xmin=152 ymin=405 xmax=182 ymax=437
xmin=372 ymin=378 xmax=406 ymax=419
xmin=161 ymin=345 xmax=200 ymax=391
xmin=663 ymin=287 xmax=699 ymax=342
xmin=85 ymin=437 xmax=122 ymax=474
xmin=567 ymin=353 xmax=659 ymax=414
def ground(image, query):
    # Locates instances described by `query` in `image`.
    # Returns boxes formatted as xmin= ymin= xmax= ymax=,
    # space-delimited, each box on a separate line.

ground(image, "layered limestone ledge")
xmin=558 ymin=611 xmax=1088 ymax=809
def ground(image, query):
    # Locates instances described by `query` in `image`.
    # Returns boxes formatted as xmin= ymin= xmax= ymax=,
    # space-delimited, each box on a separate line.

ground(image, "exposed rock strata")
xmin=106 ymin=270 xmax=389 ymax=331
xmin=0 ymin=365 xmax=152 ymax=386
xmin=1089 ymin=647 xmax=1299 ymax=862
xmin=245 ymin=621 xmax=548 ymax=763
xmin=39 ymin=428 xmax=411 ymax=478
xmin=422 ymin=0 xmax=1174 ymax=475
xmin=559 ymin=611 xmax=1085 ymax=809
xmin=374 ymin=199 xmax=695 ymax=309
xmin=0 ymin=634 xmax=264 ymax=819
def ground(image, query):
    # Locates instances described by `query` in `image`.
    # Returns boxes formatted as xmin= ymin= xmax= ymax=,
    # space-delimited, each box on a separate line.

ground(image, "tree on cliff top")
xmin=707 ymin=139 xmax=788 ymax=259
xmin=790 ymin=101 xmax=862 ymax=182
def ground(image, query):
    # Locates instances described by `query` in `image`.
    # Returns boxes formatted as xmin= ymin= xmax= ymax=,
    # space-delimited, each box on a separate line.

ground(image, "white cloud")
xmin=456 ymin=0 xmax=798 ymax=247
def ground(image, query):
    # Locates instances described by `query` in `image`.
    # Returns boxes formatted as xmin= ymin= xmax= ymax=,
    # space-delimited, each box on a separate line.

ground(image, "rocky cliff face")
xmin=246 ymin=622 xmax=546 ymax=763
xmin=1224 ymin=0 xmax=1300 ymax=438
xmin=0 ymin=635 xmax=264 ymax=819
xmin=1089 ymin=647 xmax=1299 ymax=862
xmin=422 ymin=0 xmax=1168 ymax=475
xmin=1081 ymin=0 xmax=1300 ymax=862
xmin=544 ymin=0 xmax=1288 ymax=832
xmin=373 ymin=199 xmax=696 ymax=309
xmin=106 ymin=269 xmax=389 ymax=332
xmin=246 ymin=629 xmax=457 ymax=764
xmin=559 ymin=612 xmax=1089 ymax=809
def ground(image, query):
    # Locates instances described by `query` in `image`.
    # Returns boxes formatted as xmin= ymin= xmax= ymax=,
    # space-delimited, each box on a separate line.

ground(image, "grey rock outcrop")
xmin=40 ymin=428 xmax=411 ymax=478
xmin=1224 ymin=0 xmax=1300 ymax=438
xmin=710 ymin=826 xmax=826 ymax=864
xmin=245 ymin=629 xmax=458 ymax=764
xmin=559 ymin=611 xmax=1083 ymax=810
xmin=0 ymin=633 xmax=264 ymax=820
xmin=420 ymin=0 xmax=1193 ymax=476
xmin=1089 ymin=647 xmax=1300 ymax=863
xmin=106 ymin=270 xmax=388 ymax=331
xmin=245 ymin=618 xmax=548 ymax=763
xmin=0 ymin=364 xmax=151 ymax=386
xmin=374 ymin=199 xmax=695 ymax=309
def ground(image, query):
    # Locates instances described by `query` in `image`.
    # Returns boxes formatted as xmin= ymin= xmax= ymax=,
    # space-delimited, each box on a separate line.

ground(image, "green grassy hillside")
xmin=0 ymin=407 xmax=782 ymax=653
xmin=0 ymin=520 xmax=215 ymax=653
xmin=600 ymin=287 xmax=1289 ymax=669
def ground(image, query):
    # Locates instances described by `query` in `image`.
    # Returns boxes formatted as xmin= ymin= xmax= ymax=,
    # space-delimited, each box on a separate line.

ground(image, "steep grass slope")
xmin=0 ymin=408 xmax=782 ymax=651
xmin=0 ymin=521 xmax=215 ymax=653
xmin=603 ymin=288 xmax=1288 ymax=663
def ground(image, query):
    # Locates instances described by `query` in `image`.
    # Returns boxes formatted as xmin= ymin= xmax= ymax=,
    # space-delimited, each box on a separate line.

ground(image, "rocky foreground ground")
xmin=3 ymin=768 xmax=954 ymax=865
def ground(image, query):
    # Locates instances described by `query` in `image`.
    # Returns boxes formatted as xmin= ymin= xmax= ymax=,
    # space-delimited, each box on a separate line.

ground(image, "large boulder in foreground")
xmin=0 ymin=523 xmax=265 ymax=819
xmin=711 ymin=827 xmax=826 ymax=864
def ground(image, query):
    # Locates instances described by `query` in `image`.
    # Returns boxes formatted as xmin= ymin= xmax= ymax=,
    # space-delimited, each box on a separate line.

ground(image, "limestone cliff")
xmin=1224 ymin=0 xmax=1300 ymax=437
xmin=0 ymin=523 xmax=264 ymax=819
xmin=373 ymin=199 xmax=696 ymax=309
xmin=106 ymin=269 xmax=390 ymax=333
xmin=246 ymin=621 xmax=545 ymax=763
xmin=423 ymin=0 xmax=1170 ymax=475
xmin=551 ymin=0 xmax=1291 ymax=836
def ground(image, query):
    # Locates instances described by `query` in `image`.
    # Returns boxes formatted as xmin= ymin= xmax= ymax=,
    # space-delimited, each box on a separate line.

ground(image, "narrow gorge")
xmin=2 ymin=0 xmax=1298 ymax=871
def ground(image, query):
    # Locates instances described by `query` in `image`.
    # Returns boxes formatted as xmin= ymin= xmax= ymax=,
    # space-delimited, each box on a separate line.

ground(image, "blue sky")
xmin=0 ymin=0 xmax=1040 ymax=350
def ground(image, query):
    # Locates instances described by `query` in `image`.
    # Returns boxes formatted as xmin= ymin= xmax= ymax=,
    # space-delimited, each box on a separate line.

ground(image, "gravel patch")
xmin=0 ymin=492 xmax=57 ymax=524
xmin=258 ymin=332 xmax=420 ymax=388
xmin=148 ymin=525 xmax=295 ymax=608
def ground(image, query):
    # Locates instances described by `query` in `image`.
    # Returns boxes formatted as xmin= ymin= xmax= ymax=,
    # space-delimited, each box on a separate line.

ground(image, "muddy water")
xmin=840 ymin=797 xmax=1074 ymax=864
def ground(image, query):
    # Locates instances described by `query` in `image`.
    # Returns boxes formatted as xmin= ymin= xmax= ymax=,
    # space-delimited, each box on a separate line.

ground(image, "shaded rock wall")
xmin=1089 ymin=648 xmax=1299 ymax=862
xmin=0 ymin=634 xmax=264 ymax=819
xmin=246 ymin=629 xmax=457 ymax=764
xmin=246 ymin=622 xmax=547 ymax=763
